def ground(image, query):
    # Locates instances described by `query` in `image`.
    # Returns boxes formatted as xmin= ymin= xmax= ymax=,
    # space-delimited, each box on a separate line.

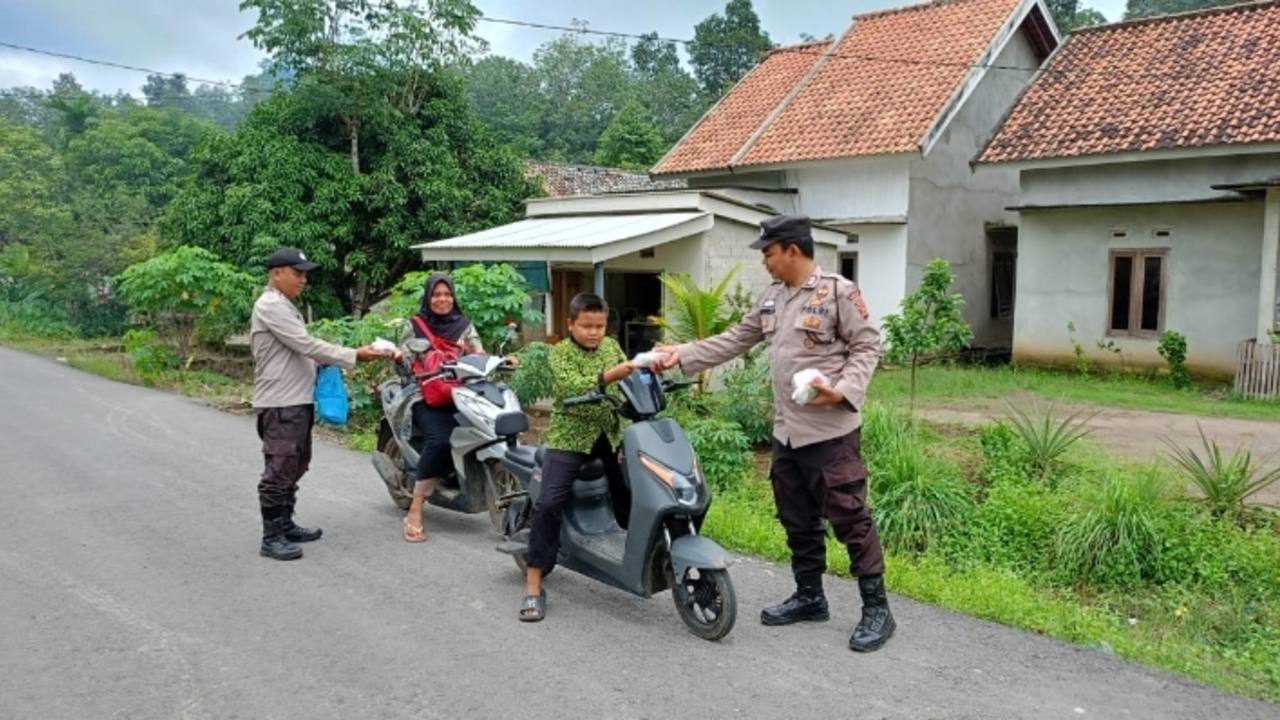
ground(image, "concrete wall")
xmin=1021 ymin=154 xmax=1280 ymax=206
xmin=785 ymin=156 xmax=911 ymax=221
xmin=827 ymin=223 xmax=908 ymax=328
xmin=908 ymin=30 xmax=1039 ymax=348
xmin=1013 ymin=201 xmax=1265 ymax=378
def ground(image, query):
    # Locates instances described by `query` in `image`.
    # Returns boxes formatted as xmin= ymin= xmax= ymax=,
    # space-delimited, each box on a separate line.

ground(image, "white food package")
xmin=630 ymin=350 xmax=670 ymax=369
xmin=371 ymin=337 xmax=398 ymax=355
xmin=790 ymin=368 xmax=829 ymax=405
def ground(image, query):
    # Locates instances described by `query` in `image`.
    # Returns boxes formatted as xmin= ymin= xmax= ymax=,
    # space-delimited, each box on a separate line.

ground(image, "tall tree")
xmin=631 ymin=32 xmax=704 ymax=146
xmin=462 ymin=56 xmax=546 ymax=156
xmin=531 ymin=29 xmax=632 ymax=162
xmin=1046 ymin=0 xmax=1109 ymax=30
xmin=631 ymin=32 xmax=681 ymax=79
xmin=1124 ymin=0 xmax=1250 ymax=18
xmin=164 ymin=73 xmax=536 ymax=317
xmin=593 ymin=99 xmax=665 ymax=170
xmin=687 ymin=0 xmax=771 ymax=99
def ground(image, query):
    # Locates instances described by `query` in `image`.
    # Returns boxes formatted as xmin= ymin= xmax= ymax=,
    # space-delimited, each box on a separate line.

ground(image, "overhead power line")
xmin=0 ymin=40 xmax=271 ymax=93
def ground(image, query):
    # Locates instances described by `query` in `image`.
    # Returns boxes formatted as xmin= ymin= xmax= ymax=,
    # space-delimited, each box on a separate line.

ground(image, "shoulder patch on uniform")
xmin=847 ymin=288 xmax=870 ymax=321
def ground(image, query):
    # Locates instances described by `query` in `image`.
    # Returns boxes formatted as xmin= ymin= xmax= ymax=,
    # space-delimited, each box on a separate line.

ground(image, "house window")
xmin=839 ymin=252 xmax=859 ymax=283
xmin=1107 ymin=248 xmax=1168 ymax=337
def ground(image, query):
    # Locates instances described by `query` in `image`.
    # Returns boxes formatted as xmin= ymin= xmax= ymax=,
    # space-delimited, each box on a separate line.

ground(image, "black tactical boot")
xmin=849 ymin=575 xmax=895 ymax=652
xmin=260 ymin=511 xmax=303 ymax=561
xmin=760 ymin=576 xmax=829 ymax=626
xmin=282 ymin=505 xmax=323 ymax=543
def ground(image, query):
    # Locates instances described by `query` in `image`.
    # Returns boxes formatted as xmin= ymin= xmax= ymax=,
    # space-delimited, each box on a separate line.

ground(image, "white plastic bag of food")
xmin=631 ymin=351 xmax=670 ymax=369
xmin=790 ymin=368 xmax=828 ymax=405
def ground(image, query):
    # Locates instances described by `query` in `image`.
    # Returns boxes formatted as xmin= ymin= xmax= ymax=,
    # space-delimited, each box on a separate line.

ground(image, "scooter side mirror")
xmin=406 ymin=338 xmax=430 ymax=355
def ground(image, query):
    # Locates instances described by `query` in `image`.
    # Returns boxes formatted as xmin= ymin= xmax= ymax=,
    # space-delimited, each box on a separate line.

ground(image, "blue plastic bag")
xmin=315 ymin=364 xmax=349 ymax=425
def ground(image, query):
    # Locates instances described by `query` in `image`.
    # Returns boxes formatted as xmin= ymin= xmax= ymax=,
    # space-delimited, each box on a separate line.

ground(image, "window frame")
xmin=1105 ymin=247 xmax=1169 ymax=339
xmin=838 ymin=250 xmax=859 ymax=284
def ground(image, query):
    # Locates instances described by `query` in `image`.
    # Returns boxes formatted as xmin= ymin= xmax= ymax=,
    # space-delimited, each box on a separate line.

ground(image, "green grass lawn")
xmin=869 ymin=364 xmax=1280 ymax=421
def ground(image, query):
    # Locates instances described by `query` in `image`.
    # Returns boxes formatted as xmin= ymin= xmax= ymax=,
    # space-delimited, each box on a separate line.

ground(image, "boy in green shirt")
xmin=519 ymin=293 xmax=638 ymax=622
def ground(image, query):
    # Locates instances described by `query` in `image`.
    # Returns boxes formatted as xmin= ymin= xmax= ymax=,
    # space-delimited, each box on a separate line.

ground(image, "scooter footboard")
xmin=670 ymin=535 xmax=730 ymax=580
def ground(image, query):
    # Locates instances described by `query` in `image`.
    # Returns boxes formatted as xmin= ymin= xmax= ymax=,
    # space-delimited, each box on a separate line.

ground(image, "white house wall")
xmin=851 ymin=225 xmax=909 ymax=328
xmin=1013 ymin=202 xmax=1265 ymax=378
xmin=785 ymin=156 xmax=911 ymax=221
xmin=909 ymin=29 xmax=1039 ymax=348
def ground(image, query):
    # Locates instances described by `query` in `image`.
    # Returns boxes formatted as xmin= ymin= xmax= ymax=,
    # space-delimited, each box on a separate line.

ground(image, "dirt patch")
xmin=922 ymin=403 xmax=1280 ymax=506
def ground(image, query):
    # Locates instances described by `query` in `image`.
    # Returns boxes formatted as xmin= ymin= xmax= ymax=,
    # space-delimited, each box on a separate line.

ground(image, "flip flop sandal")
xmin=402 ymin=517 xmax=427 ymax=543
xmin=518 ymin=590 xmax=546 ymax=622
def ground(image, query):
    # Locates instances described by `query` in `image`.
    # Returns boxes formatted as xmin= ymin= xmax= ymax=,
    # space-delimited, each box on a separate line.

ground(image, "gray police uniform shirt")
xmin=250 ymin=286 xmax=357 ymax=408
xmin=676 ymin=268 xmax=880 ymax=448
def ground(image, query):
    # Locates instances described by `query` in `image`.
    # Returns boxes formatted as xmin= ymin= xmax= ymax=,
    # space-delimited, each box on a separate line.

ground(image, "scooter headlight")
xmin=639 ymin=453 xmax=700 ymax=506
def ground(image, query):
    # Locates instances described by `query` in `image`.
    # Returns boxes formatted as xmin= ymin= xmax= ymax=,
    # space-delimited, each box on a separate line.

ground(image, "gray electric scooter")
xmin=371 ymin=328 xmax=526 ymax=533
xmin=496 ymin=368 xmax=738 ymax=641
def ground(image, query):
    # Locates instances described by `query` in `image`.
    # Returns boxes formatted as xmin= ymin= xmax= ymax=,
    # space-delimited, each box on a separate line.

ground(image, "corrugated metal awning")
xmin=412 ymin=211 xmax=712 ymax=264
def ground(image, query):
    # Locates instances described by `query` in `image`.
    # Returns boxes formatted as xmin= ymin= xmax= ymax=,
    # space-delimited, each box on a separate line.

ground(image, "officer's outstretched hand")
xmin=650 ymin=344 xmax=680 ymax=373
xmin=808 ymin=377 xmax=846 ymax=407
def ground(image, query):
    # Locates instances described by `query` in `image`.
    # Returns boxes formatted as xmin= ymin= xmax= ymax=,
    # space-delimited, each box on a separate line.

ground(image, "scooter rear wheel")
xmin=485 ymin=460 xmax=521 ymax=534
xmin=378 ymin=434 xmax=413 ymax=511
xmin=672 ymin=567 xmax=737 ymax=641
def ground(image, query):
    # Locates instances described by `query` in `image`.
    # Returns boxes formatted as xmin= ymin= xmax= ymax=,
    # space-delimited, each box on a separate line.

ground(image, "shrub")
xmin=717 ymin=357 xmax=774 ymax=446
xmin=1005 ymin=401 xmax=1093 ymax=481
xmin=123 ymin=327 xmax=179 ymax=382
xmin=881 ymin=258 xmax=973 ymax=411
xmin=1157 ymin=330 xmax=1191 ymax=389
xmin=978 ymin=420 xmax=1033 ymax=486
xmin=115 ymin=246 xmax=258 ymax=365
xmin=953 ymin=479 xmax=1067 ymax=575
xmin=866 ymin=410 xmax=974 ymax=554
xmin=682 ymin=415 xmax=752 ymax=489
xmin=308 ymin=314 xmax=401 ymax=422
xmin=1154 ymin=505 xmax=1280 ymax=598
xmin=1163 ymin=425 xmax=1280 ymax=524
xmin=449 ymin=264 xmax=543 ymax=352
xmin=509 ymin=341 xmax=553 ymax=405
xmin=1054 ymin=469 xmax=1170 ymax=588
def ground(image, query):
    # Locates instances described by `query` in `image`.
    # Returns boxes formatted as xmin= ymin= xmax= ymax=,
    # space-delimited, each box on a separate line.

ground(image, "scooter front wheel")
xmin=672 ymin=567 xmax=737 ymax=641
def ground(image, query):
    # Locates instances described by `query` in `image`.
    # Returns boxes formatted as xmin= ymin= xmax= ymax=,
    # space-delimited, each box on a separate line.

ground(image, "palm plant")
xmin=1163 ymin=424 xmax=1280 ymax=523
xmin=1004 ymin=400 xmax=1094 ymax=480
xmin=651 ymin=266 xmax=742 ymax=388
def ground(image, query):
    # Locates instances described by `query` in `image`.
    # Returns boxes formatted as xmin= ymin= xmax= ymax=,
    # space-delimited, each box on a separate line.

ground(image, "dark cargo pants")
xmin=770 ymin=428 xmax=885 ymax=580
xmin=256 ymin=404 xmax=314 ymax=511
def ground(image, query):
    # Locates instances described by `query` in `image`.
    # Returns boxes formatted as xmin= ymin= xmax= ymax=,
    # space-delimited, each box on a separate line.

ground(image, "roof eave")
xmin=979 ymin=142 xmax=1280 ymax=170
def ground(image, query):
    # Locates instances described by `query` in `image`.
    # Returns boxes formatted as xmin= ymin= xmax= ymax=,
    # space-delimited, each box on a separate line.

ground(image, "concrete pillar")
xmin=1259 ymin=188 xmax=1280 ymax=344
xmin=544 ymin=261 xmax=555 ymax=335
xmin=593 ymin=262 xmax=605 ymax=296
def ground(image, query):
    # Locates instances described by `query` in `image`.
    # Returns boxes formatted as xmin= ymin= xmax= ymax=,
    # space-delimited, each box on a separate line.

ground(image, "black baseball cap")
xmin=265 ymin=247 xmax=319 ymax=272
xmin=750 ymin=214 xmax=813 ymax=250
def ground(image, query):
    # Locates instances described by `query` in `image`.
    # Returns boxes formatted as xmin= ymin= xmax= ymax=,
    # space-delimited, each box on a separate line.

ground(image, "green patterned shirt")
xmin=544 ymin=337 xmax=627 ymax=453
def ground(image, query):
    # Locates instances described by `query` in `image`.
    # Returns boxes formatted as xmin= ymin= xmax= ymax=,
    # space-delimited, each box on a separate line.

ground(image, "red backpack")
xmin=409 ymin=316 xmax=463 ymax=408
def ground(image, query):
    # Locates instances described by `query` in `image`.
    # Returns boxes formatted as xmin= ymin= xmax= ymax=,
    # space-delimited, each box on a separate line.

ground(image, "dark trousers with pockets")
xmin=770 ymin=428 xmax=885 ymax=581
xmin=256 ymin=404 xmax=314 ymax=514
xmin=525 ymin=434 xmax=617 ymax=572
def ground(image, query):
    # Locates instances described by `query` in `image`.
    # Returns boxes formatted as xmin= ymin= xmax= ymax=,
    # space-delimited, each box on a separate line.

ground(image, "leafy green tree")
xmin=115 ymin=246 xmax=259 ymax=365
xmin=630 ymin=33 xmax=705 ymax=146
xmin=688 ymin=0 xmax=772 ymax=99
xmin=1045 ymin=0 xmax=1110 ymax=30
xmin=0 ymin=121 xmax=72 ymax=247
xmin=593 ymin=100 xmax=666 ymax=170
xmin=462 ymin=56 xmax=546 ymax=155
xmin=632 ymin=32 xmax=682 ymax=78
xmin=531 ymin=29 xmax=633 ymax=162
xmin=1124 ymin=0 xmax=1250 ymax=19
xmin=881 ymin=258 xmax=974 ymax=412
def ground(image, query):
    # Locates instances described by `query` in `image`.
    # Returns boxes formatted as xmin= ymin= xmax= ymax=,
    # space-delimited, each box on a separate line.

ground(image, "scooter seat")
xmin=576 ymin=459 xmax=606 ymax=481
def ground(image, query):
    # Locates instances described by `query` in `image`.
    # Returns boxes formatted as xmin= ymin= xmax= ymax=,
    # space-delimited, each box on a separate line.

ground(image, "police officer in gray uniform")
xmin=655 ymin=215 xmax=894 ymax=652
xmin=250 ymin=248 xmax=395 ymax=560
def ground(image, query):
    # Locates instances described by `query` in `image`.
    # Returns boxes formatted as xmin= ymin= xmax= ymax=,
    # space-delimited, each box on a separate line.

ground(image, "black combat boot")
xmin=849 ymin=574 xmax=895 ymax=652
xmin=760 ymin=575 xmax=829 ymax=626
xmin=260 ymin=509 xmax=303 ymax=561
xmin=282 ymin=504 xmax=323 ymax=543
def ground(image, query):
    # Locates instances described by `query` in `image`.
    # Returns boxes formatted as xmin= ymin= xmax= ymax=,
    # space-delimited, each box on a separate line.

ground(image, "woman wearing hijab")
xmin=401 ymin=272 xmax=483 ymax=542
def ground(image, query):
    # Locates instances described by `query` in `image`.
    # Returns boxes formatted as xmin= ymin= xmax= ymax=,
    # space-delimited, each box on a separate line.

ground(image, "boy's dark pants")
xmin=256 ymin=404 xmax=314 ymax=519
xmin=525 ymin=434 xmax=617 ymax=572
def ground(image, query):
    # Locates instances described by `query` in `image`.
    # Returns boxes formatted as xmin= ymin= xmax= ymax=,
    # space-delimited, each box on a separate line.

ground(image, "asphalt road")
xmin=1 ymin=346 xmax=1275 ymax=720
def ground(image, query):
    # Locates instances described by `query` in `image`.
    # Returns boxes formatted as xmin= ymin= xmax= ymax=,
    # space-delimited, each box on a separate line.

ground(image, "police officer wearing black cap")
xmin=249 ymin=248 xmax=395 ymax=560
xmin=655 ymin=214 xmax=895 ymax=652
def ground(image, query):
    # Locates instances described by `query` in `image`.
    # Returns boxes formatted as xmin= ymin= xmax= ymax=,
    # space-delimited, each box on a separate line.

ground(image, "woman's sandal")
xmin=402 ymin=517 xmax=427 ymax=543
xmin=518 ymin=590 xmax=546 ymax=622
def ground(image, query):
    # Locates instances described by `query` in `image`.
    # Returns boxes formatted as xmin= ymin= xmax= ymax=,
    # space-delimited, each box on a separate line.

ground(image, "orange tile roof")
xmin=980 ymin=1 xmax=1280 ymax=164
xmin=653 ymin=0 xmax=1032 ymax=176
xmin=651 ymin=41 xmax=832 ymax=176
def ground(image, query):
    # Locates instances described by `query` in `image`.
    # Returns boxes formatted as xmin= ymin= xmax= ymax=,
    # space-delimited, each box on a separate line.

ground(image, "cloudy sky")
xmin=0 ymin=0 xmax=1128 ymax=96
